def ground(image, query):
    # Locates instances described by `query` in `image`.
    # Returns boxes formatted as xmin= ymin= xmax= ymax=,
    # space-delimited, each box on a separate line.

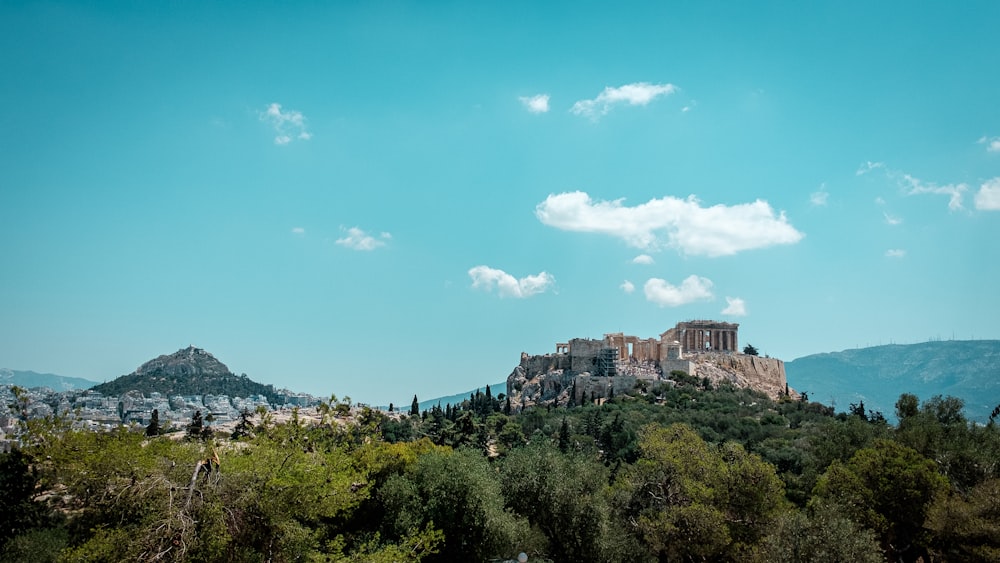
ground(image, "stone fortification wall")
xmin=566 ymin=338 xmax=607 ymax=372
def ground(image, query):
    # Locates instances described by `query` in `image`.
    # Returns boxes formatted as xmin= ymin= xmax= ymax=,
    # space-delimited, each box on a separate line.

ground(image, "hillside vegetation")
xmin=787 ymin=340 xmax=1000 ymax=421
xmin=4 ymin=371 xmax=1000 ymax=562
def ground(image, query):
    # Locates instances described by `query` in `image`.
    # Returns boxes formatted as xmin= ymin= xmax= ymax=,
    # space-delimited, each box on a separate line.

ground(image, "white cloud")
xmin=810 ymin=184 xmax=829 ymax=206
xmin=571 ymin=82 xmax=677 ymax=120
xmin=975 ymin=177 xmax=1000 ymax=210
xmin=632 ymin=254 xmax=655 ymax=265
xmin=259 ymin=103 xmax=311 ymax=145
xmin=874 ymin=197 xmax=886 ymax=205
xmin=978 ymin=136 xmax=1000 ymax=153
xmin=856 ymin=161 xmax=885 ymax=176
xmin=335 ymin=227 xmax=390 ymax=251
xmin=899 ymin=173 xmax=967 ymax=211
xmin=883 ymin=212 xmax=902 ymax=226
xmin=721 ymin=297 xmax=747 ymax=316
xmin=468 ymin=266 xmax=554 ymax=298
xmin=536 ymin=191 xmax=804 ymax=256
xmin=643 ymin=276 xmax=713 ymax=307
xmin=519 ymin=94 xmax=550 ymax=114
xmin=620 ymin=280 xmax=635 ymax=293
xmin=291 ymin=227 xmax=306 ymax=235
xmin=885 ymin=249 xmax=906 ymax=258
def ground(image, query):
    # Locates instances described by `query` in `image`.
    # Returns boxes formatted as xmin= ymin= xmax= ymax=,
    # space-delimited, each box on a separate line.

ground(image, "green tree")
xmin=558 ymin=418 xmax=571 ymax=453
xmin=145 ymin=408 xmax=160 ymax=437
xmin=756 ymin=504 xmax=884 ymax=563
xmin=926 ymin=478 xmax=1000 ymax=562
xmin=380 ymin=448 xmax=530 ymax=562
xmin=186 ymin=410 xmax=204 ymax=440
xmin=743 ymin=344 xmax=759 ymax=356
xmin=410 ymin=394 xmax=420 ymax=416
xmin=500 ymin=442 xmax=613 ymax=562
xmin=812 ymin=439 xmax=950 ymax=562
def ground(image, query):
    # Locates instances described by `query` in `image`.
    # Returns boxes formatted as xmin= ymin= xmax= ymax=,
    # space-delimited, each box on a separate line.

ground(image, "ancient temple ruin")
xmin=556 ymin=320 xmax=739 ymax=368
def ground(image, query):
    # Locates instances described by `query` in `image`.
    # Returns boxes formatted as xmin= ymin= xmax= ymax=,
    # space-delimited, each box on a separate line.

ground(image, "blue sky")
xmin=2 ymin=1 xmax=999 ymax=405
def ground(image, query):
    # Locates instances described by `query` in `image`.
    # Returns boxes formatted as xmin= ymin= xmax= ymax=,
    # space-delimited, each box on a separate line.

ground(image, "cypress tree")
xmin=558 ymin=418 xmax=571 ymax=453
xmin=410 ymin=394 xmax=420 ymax=416
xmin=187 ymin=410 xmax=203 ymax=440
xmin=145 ymin=408 xmax=160 ymax=437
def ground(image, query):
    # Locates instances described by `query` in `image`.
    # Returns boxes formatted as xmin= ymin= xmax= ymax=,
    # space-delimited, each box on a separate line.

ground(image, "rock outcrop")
xmin=506 ymin=350 xmax=788 ymax=409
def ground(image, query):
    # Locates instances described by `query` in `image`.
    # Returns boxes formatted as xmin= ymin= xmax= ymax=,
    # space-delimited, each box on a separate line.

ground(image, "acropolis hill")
xmin=506 ymin=321 xmax=789 ymax=409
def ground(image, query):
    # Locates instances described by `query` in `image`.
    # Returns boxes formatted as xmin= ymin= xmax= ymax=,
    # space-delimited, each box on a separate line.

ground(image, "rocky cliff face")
xmin=506 ymin=351 xmax=788 ymax=409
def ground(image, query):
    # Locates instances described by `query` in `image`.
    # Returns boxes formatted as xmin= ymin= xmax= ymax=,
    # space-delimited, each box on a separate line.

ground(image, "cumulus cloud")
xmin=291 ymin=227 xmax=306 ymax=235
xmin=885 ymin=249 xmax=906 ymax=258
xmin=620 ymin=280 xmax=635 ymax=293
xmin=571 ymin=82 xmax=677 ymax=120
xmin=721 ymin=297 xmax=747 ymax=316
xmin=519 ymin=94 xmax=550 ymax=113
xmin=856 ymin=161 xmax=885 ymax=176
xmin=335 ymin=227 xmax=391 ymax=251
xmin=899 ymin=173 xmax=968 ymax=211
xmin=978 ymin=136 xmax=1000 ymax=153
xmin=632 ymin=254 xmax=655 ymax=265
xmin=468 ymin=266 xmax=554 ymax=298
xmin=536 ymin=191 xmax=803 ymax=256
xmin=883 ymin=212 xmax=902 ymax=226
xmin=810 ymin=184 xmax=829 ymax=206
xmin=975 ymin=177 xmax=1000 ymax=210
xmin=259 ymin=103 xmax=311 ymax=145
xmin=643 ymin=276 xmax=713 ymax=307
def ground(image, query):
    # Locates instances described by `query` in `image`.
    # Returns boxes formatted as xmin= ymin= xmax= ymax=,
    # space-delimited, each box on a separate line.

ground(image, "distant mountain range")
xmin=786 ymin=340 xmax=1000 ymax=422
xmin=0 ymin=368 xmax=99 ymax=391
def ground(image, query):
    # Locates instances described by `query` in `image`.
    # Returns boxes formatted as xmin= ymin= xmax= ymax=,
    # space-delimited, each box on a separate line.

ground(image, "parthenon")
xmin=556 ymin=320 xmax=740 ymax=368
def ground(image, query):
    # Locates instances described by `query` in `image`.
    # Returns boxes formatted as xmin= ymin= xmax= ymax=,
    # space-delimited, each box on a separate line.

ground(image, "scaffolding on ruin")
xmin=595 ymin=348 xmax=618 ymax=377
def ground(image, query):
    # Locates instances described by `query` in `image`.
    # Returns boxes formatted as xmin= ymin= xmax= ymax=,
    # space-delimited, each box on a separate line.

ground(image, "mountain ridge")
xmin=786 ymin=340 xmax=1000 ymax=422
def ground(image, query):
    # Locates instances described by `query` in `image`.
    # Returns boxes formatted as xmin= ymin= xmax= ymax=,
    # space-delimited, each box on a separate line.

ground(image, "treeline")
xmin=3 ymin=376 xmax=1000 ymax=562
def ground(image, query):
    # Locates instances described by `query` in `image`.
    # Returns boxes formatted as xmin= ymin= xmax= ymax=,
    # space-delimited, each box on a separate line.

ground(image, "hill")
xmin=90 ymin=345 xmax=278 ymax=402
xmin=786 ymin=340 xmax=1000 ymax=422
xmin=409 ymin=382 xmax=506 ymax=412
xmin=0 ymin=368 xmax=99 ymax=391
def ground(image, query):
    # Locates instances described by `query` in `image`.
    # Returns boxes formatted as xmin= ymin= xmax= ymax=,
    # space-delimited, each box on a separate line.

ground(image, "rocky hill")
xmin=91 ymin=346 xmax=278 ymax=401
xmin=506 ymin=350 xmax=787 ymax=410
xmin=786 ymin=340 xmax=1000 ymax=422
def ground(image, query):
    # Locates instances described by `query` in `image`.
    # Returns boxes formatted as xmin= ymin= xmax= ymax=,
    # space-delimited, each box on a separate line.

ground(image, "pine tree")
xmin=568 ymin=380 xmax=577 ymax=407
xmin=410 ymin=394 xmax=420 ymax=416
xmin=558 ymin=418 xmax=571 ymax=453
xmin=504 ymin=396 xmax=512 ymax=416
xmin=388 ymin=402 xmax=394 ymax=413
xmin=187 ymin=410 xmax=204 ymax=440
xmin=145 ymin=408 xmax=160 ymax=437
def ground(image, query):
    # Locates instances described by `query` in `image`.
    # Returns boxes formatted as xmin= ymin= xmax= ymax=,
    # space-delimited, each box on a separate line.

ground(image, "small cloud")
xmin=874 ymin=197 xmax=886 ymax=205
xmin=856 ymin=161 xmax=885 ymax=176
xmin=643 ymin=275 xmax=713 ymax=307
xmin=259 ymin=102 xmax=311 ymax=145
xmin=975 ymin=177 xmax=1000 ymax=210
xmin=571 ymin=82 xmax=677 ymax=120
xmin=468 ymin=266 xmax=554 ymax=298
xmin=978 ymin=136 xmax=1000 ymax=153
xmin=291 ymin=227 xmax=306 ymax=235
xmin=721 ymin=297 xmax=747 ymax=316
xmin=810 ymin=184 xmax=829 ymax=206
xmin=536 ymin=191 xmax=803 ymax=256
xmin=632 ymin=254 xmax=655 ymax=265
xmin=620 ymin=280 xmax=635 ymax=293
xmin=335 ymin=227 xmax=390 ymax=251
xmin=883 ymin=212 xmax=902 ymax=226
xmin=899 ymin=173 xmax=967 ymax=211
xmin=519 ymin=94 xmax=550 ymax=114
xmin=885 ymin=249 xmax=906 ymax=258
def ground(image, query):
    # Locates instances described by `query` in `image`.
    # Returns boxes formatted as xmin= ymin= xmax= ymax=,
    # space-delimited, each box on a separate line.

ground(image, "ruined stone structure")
xmin=556 ymin=320 xmax=740 ymax=367
xmin=508 ymin=320 xmax=787 ymax=409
